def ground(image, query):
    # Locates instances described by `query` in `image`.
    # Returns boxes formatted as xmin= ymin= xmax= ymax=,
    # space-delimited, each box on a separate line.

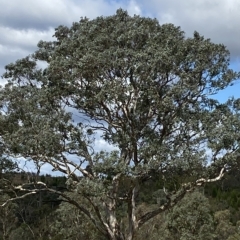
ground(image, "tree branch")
xmin=0 ymin=182 xmax=107 ymax=236
xmin=137 ymin=165 xmax=227 ymax=227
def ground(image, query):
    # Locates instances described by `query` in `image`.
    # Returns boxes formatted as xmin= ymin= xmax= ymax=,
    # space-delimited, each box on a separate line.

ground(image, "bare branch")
xmin=137 ymin=165 xmax=227 ymax=227
xmin=196 ymin=164 xmax=227 ymax=185
xmin=0 ymin=182 xmax=107 ymax=236
xmin=1 ymin=192 xmax=37 ymax=207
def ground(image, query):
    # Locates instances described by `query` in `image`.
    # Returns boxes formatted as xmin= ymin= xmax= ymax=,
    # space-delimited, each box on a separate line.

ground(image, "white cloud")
xmin=0 ymin=0 xmax=123 ymax=30
xmin=127 ymin=0 xmax=142 ymax=15
xmin=94 ymin=138 xmax=118 ymax=153
xmin=139 ymin=0 xmax=240 ymax=60
xmin=0 ymin=26 xmax=54 ymax=84
xmin=0 ymin=26 xmax=54 ymax=50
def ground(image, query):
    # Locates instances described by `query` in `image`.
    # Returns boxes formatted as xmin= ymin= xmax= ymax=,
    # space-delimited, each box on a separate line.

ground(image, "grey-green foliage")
xmin=9 ymin=224 xmax=34 ymax=240
xmin=214 ymin=210 xmax=238 ymax=240
xmin=48 ymin=193 xmax=104 ymax=240
xmin=135 ymin=191 xmax=214 ymax=240
xmin=166 ymin=190 xmax=215 ymax=240
xmin=1 ymin=8 xmax=240 ymax=240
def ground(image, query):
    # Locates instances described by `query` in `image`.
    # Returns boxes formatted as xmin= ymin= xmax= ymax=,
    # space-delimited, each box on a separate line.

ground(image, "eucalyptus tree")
xmin=1 ymin=9 xmax=240 ymax=240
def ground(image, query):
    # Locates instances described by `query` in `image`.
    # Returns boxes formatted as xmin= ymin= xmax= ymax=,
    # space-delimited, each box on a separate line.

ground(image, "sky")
xmin=1 ymin=0 xmax=240 ymax=175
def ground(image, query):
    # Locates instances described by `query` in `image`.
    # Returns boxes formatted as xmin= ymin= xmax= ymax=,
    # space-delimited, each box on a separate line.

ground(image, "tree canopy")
xmin=0 ymin=9 xmax=240 ymax=240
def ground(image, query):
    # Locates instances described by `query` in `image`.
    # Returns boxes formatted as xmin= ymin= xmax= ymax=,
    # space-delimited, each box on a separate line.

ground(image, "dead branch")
xmin=196 ymin=164 xmax=227 ymax=185
xmin=137 ymin=164 xmax=227 ymax=228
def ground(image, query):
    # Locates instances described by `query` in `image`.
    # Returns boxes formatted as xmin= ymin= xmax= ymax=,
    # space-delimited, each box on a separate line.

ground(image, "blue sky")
xmin=0 ymin=0 xmax=240 ymax=174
